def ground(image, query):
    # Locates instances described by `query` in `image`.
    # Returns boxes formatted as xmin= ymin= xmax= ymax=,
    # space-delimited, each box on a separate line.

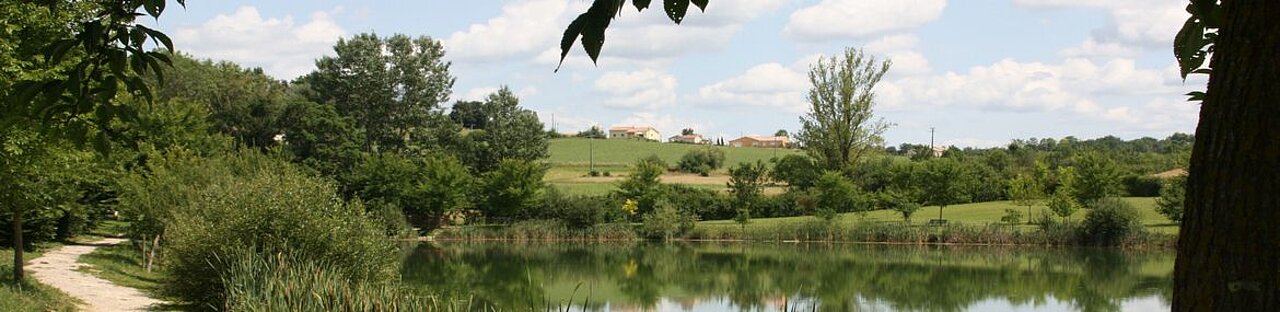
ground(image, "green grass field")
xmin=699 ymin=197 xmax=1179 ymax=234
xmin=547 ymin=138 xmax=799 ymax=171
xmin=546 ymin=138 xmax=800 ymax=195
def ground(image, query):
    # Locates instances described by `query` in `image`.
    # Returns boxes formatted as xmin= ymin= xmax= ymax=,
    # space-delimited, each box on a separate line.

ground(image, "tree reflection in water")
xmin=400 ymin=242 xmax=1172 ymax=312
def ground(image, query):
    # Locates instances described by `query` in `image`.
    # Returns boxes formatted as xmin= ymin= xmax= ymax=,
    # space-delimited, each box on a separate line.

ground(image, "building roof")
xmin=669 ymin=134 xmax=703 ymax=140
xmin=733 ymin=136 xmax=788 ymax=142
xmin=608 ymin=126 xmax=657 ymax=133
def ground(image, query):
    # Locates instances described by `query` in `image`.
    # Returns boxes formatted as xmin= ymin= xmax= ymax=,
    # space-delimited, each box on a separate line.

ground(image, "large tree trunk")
xmin=1173 ymin=2 xmax=1280 ymax=310
xmin=11 ymin=209 xmax=22 ymax=283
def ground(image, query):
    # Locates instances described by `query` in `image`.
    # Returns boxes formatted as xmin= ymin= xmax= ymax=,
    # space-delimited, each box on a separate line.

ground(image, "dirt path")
xmin=28 ymin=238 xmax=163 ymax=312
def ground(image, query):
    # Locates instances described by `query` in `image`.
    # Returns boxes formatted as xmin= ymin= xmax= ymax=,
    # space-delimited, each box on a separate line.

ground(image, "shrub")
xmin=813 ymin=171 xmax=857 ymax=221
xmin=1154 ymin=176 xmax=1185 ymax=223
xmin=1001 ymin=208 xmax=1023 ymax=225
xmin=542 ymin=189 xmax=619 ymax=229
xmin=162 ymin=167 xmax=397 ymax=307
xmin=1080 ymin=198 xmax=1143 ymax=246
xmin=479 ymin=159 xmax=547 ymax=223
xmin=1122 ymin=175 xmax=1162 ymax=197
xmin=771 ymin=154 xmax=820 ymax=190
xmin=617 ymin=159 xmax=667 ymax=217
xmin=639 ymin=154 xmax=668 ymax=169
xmin=640 ymin=200 xmax=701 ymax=240
xmin=677 ymin=149 xmax=726 ymax=175
xmin=666 ymin=185 xmax=733 ymax=220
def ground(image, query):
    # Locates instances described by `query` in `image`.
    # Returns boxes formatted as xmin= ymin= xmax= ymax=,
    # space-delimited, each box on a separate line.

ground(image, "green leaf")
xmin=93 ymin=132 xmax=111 ymax=155
xmin=691 ymin=0 xmax=708 ymax=12
xmin=1185 ymin=91 xmax=1206 ymax=102
xmin=633 ymin=0 xmax=652 ymax=11
xmin=557 ymin=16 xmax=587 ymax=72
xmin=1173 ymin=16 xmax=1206 ymax=80
xmin=139 ymin=25 xmax=174 ymax=52
xmin=664 ymin=0 xmax=690 ymax=24
xmin=144 ymin=0 xmax=165 ymax=18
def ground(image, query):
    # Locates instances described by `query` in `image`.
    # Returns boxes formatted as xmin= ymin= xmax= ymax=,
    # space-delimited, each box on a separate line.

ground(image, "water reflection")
xmin=400 ymin=242 xmax=1172 ymax=311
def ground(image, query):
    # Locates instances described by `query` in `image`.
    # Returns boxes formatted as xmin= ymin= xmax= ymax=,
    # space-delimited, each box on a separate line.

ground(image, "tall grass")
xmin=220 ymin=251 xmax=431 ymax=312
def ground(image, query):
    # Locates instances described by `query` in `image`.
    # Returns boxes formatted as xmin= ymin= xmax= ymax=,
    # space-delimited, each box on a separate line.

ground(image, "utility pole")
xmin=930 ymin=127 xmax=936 ymax=158
xmin=589 ymin=136 xmax=595 ymax=174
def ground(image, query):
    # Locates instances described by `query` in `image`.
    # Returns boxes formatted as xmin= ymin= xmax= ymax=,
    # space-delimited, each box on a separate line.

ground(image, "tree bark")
xmin=1173 ymin=1 xmax=1280 ymax=310
xmin=11 ymin=208 xmax=22 ymax=283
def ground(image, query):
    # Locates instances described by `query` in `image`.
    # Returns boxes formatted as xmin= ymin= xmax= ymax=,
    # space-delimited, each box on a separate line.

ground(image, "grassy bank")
xmin=76 ymin=243 xmax=166 ymax=298
xmin=434 ymin=198 xmax=1178 ymax=249
xmin=0 ymin=244 xmax=81 ymax=312
xmin=546 ymin=138 xmax=801 ymax=196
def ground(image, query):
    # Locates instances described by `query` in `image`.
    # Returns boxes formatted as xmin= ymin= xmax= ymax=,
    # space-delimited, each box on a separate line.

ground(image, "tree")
xmin=1007 ymin=174 xmax=1045 ymax=224
xmin=454 ymin=87 xmax=549 ymax=172
xmin=154 ymin=53 xmax=294 ymax=148
xmin=617 ymin=158 xmax=666 ymax=217
xmin=303 ymin=33 xmax=455 ymax=153
xmin=414 ymin=156 xmax=475 ymax=230
xmin=915 ymin=158 xmax=972 ymax=221
xmin=794 ymin=47 xmax=892 ymax=172
xmin=1048 ymin=167 xmax=1082 ymax=223
xmin=576 ymin=126 xmax=606 ymax=139
xmin=681 ymin=128 xmax=695 ymax=136
xmin=278 ymin=100 xmax=363 ymax=176
xmin=480 ymin=160 xmax=547 ymax=223
xmin=449 ymin=100 xmax=487 ymax=129
xmin=1072 ymin=152 xmax=1122 ymax=205
xmin=3 ymin=0 xmax=178 ymax=283
xmin=775 ymin=129 xmax=789 ymax=137
xmin=728 ymin=161 xmax=769 ymax=230
xmin=813 ymin=171 xmax=856 ymax=221
xmin=770 ymin=154 xmax=821 ymax=190
xmin=1155 ymin=176 xmax=1185 ymax=223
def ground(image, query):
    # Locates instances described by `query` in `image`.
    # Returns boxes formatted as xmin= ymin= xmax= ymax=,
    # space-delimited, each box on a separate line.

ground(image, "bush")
xmin=162 ymin=166 xmax=397 ymax=307
xmin=666 ymin=185 xmax=733 ymax=221
xmin=542 ymin=189 xmax=619 ymax=229
xmin=638 ymin=201 xmax=695 ymax=240
xmin=1080 ymin=198 xmax=1143 ymax=246
xmin=1154 ymin=176 xmax=1185 ymax=223
xmin=479 ymin=160 xmax=547 ymax=223
xmin=771 ymin=154 xmax=820 ymax=190
xmin=813 ymin=171 xmax=857 ymax=221
xmin=677 ymin=149 xmax=726 ymax=175
xmin=617 ymin=159 xmax=667 ymax=217
xmin=1122 ymin=175 xmax=1162 ymax=197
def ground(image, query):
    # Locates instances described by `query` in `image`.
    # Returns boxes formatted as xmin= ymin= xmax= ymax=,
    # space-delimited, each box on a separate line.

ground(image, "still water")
xmin=400 ymin=242 xmax=1172 ymax=312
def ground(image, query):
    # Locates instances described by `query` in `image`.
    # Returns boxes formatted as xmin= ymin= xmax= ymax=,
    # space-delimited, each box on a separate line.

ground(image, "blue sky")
xmin=147 ymin=0 xmax=1203 ymax=148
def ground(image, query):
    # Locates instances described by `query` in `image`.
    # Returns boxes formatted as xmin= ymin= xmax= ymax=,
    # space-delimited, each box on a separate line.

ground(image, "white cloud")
xmin=173 ymin=6 xmax=344 ymax=79
xmin=689 ymin=63 xmax=809 ymax=112
xmin=460 ymin=86 xmax=541 ymax=102
xmin=876 ymin=56 xmax=1197 ymax=133
xmin=1014 ymin=0 xmax=1185 ymax=48
xmin=444 ymin=0 xmax=569 ymax=62
xmin=785 ymin=0 xmax=947 ymax=41
xmin=594 ymin=69 xmax=678 ymax=109
xmin=1060 ymin=37 xmax=1140 ymax=59
xmin=864 ymin=34 xmax=932 ymax=76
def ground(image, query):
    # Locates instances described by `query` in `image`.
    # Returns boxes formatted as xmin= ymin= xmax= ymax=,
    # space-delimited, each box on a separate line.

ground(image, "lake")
xmin=400 ymin=242 xmax=1172 ymax=312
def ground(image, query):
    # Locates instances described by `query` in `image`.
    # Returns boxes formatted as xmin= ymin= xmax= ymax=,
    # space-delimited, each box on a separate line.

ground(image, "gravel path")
xmin=28 ymin=238 xmax=164 ymax=312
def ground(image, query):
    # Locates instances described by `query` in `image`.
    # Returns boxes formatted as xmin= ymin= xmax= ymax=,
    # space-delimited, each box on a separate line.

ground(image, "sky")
xmin=145 ymin=0 xmax=1205 ymax=148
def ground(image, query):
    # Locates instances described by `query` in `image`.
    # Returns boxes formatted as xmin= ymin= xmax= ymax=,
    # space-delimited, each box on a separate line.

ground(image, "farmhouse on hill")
xmin=609 ymin=126 xmax=661 ymax=141
xmin=729 ymin=136 xmax=790 ymax=148
xmin=668 ymin=134 xmax=706 ymax=144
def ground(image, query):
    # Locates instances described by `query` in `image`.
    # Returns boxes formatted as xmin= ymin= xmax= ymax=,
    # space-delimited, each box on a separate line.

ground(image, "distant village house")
xmin=668 ymin=134 xmax=706 ymax=144
xmin=609 ymin=126 xmax=661 ymax=141
xmin=729 ymin=136 xmax=790 ymax=148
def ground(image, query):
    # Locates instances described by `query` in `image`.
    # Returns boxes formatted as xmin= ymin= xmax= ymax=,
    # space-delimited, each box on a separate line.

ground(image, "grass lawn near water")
xmin=698 ymin=197 xmax=1179 ymax=234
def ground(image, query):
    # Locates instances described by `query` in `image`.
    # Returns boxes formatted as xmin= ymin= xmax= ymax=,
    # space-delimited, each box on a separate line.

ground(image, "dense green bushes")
xmin=676 ymin=148 xmax=725 ymax=175
xmin=1080 ymin=198 xmax=1143 ymax=246
xmin=160 ymin=161 xmax=397 ymax=307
